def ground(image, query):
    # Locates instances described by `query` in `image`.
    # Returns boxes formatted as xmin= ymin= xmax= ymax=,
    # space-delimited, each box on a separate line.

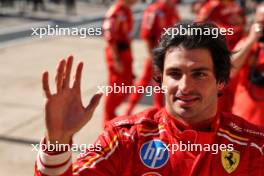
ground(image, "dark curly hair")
xmin=152 ymin=22 xmax=232 ymax=85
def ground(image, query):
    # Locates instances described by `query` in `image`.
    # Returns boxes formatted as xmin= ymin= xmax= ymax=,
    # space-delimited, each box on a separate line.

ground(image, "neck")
xmin=178 ymin=114 xmax=216 ymax=131
xmin=166 ymin=109 xmax=218 ymax=131
xmin=165 ymin=102 xmax=218 ymax=130
xmin=189 ymin=116 xmax=218 ymax=131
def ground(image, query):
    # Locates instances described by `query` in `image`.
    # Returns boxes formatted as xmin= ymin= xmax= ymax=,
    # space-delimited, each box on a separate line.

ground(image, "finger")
xmin=56 ymin=59 xmax=66 ymax=93
xmin=254 ymin=23 xmax=262 ymax=33
xmin=84 ymin=93 xmax=103 ymax=119
xmin=73 ymin=62 xmax=83 ymax=90
xmin=42 ymin=71 xmax=51 ymax=99
xmin=62 ymin=56 xmax=73 ymax=89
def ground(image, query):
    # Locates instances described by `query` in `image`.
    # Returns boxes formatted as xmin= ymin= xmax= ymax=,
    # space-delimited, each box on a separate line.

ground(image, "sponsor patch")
xmin=140 ymin=140 xmax=169 ymax=169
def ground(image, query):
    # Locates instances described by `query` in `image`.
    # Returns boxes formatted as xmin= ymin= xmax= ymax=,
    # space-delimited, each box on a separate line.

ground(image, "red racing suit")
xmin=125 ymin=1 xmax=180 ymax=114
xmin=102 ymin=2 xmax=134 ymax=123
xmin=232 ymin=39 xmax=264 ymax=126
xmin=35 ymin=108 xmax=264 ymax=176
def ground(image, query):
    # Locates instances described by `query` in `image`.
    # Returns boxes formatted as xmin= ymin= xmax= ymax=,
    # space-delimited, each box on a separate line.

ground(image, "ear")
xmin=217 ymin=82 xmax=225 ymax=91
xmin=153 ymin=66 xmax=163 ymax=87
xmin=216 ymin=82 xmax=225 ymax=97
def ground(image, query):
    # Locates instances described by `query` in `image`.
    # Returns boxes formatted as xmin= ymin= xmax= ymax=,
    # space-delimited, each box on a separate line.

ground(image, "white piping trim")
xmin=217 ymin=132 xmax=248 ymax=146
xmin=140 ymin=129 xmax=166 ymax=137
xmin=75 ymin=141 xmax=119 ymax=174
xmin=250 ymin=142 xmax=264 ymax=155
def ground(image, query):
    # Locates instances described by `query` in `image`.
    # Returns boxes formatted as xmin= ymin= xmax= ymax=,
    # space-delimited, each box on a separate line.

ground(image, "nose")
xmin=178 ymin=74 xmax=193 ymax=94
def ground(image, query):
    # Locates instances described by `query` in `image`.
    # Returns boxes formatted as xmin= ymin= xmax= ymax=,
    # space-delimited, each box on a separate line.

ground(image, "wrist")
xmin=42 ymin=137 xmax=72 ymax=154
xmin=45 ymin=133 xmax=72 ymax=145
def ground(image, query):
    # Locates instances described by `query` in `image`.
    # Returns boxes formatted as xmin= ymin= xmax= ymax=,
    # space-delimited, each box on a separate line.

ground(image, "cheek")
xmin=162 ymin=77 xmax=177 ymax=94
xmin=199 ymin=80 xmax=218 ymax=97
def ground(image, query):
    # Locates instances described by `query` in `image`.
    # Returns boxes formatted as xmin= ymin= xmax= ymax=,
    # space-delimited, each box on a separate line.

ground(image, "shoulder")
xmin=107 ymin=107 xmax=161 ymax=128
xmin=96 ymin=108 xmax=165 ymax=151
xmin=206 ymin=0 xmax=220 ymax=8
xmin=198 ymin=0 xmax=220 ymax=13
xmin=105 ymin=3 xmax=125 ymax=18
xmin=104 ymin=108 xmax=165 ymax=140
xmin=145 ymin=2 xmax=159 ymax=11
xmin=196 ymin=1 xmax=220 ymax=21
xmin=144 ymin=2 xmax=164 ymax=16
xmin=219 ymin=112 xmax=264 ymax=140
xmin=203 ymin=1 xmax=220 ymax=11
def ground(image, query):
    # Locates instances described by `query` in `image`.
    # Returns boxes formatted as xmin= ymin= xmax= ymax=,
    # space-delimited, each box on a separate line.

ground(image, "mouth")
xmin=174 ymin=96 xmax=200 ymax=107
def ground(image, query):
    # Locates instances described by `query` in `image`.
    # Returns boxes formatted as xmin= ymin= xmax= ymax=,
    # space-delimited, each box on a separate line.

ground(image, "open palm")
xmin=42 ymin=56 xmax=102 ymax=144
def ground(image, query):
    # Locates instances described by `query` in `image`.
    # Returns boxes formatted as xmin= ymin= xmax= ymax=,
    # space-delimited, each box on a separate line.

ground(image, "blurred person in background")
xmin=195 ymin=0 xmax=246 ymax=114
xmin=102 ymin=0 xmax=138 ymax=124
xmin=231 ymin=3 xmax=264 ymax=126
xmin=65 ymin=0 xmax=76 ymax=15
xmin=191 ymin=0 xmax=207 ymax=14
xmin=125 ymin=0 xmax=181 ymax=115
xmin=236 ymin=0 xmax=245 ymax=9
xmin=33 ymin=0 xmax=45 ymax=11
xmin=196 ymin=0 xmax=245 ymax=50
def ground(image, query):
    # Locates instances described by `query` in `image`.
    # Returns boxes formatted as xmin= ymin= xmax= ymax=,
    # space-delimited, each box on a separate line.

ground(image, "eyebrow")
xmin=191 ymin=67 xmax=212 ymax=72
xmin=165 ymin=67 xmax=212 ymax=72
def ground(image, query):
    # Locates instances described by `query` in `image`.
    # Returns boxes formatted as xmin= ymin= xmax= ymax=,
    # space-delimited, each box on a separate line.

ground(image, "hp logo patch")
xmin=140 ymin=140 xmax=169 ymax=169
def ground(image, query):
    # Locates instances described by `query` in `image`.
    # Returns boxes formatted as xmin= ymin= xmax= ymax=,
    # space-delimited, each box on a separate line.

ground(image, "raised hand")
xmin=250 ymin=23 xmax=263 ymax=42
xmin=42 ymin=56 xmax=102 ymax=144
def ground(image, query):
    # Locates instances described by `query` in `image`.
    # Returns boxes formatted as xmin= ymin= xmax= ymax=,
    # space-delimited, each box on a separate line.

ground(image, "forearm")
xmin=231 ymin=23 xmax=262 ymax=77
xmin=231 ymin=38 xmax=254 ymax=77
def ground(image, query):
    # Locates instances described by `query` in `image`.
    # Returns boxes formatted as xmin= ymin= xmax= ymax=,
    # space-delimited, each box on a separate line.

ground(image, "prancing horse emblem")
xmin=221 ymin=150 xmax=240 ymax=174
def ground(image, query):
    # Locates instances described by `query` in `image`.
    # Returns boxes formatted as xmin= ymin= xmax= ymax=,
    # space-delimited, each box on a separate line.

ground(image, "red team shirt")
xmin=196 ymin=0 xmax=245 ymax=49
xmin=232 ymin=40 xmax=264 ymax=126
xmin=35 ymin=108 xmax=264 ymax=175
xmin=102 ymin=2 xmax=134 ymax=122
xmin=140 ymin=1 xmax=180 ymax=48
xmin=103 ymin=2 xmax=133 ymax=46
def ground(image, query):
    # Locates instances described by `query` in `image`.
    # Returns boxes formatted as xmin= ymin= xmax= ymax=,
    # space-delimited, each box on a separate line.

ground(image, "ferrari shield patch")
xmin=221 ymin=150 xmax=240 ymax=174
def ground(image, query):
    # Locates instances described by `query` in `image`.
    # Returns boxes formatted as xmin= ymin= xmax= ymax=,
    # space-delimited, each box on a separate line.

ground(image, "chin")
xmin=176 ymin=110 xmax=195 ymax=119
xmin=171 ymin=104 xmax=194 ymax=118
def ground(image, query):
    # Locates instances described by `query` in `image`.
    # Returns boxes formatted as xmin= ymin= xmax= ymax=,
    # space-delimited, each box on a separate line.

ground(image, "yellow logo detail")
xmin=221 ymin=150 xmax=240 ymax=174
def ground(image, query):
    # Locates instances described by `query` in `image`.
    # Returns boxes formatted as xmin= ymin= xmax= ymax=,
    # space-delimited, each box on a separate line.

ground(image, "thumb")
xmin=84 ymin=93 xmax=103 ymax=118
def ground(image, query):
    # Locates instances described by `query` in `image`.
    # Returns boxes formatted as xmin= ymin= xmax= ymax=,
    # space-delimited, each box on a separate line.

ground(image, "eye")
xmin=192 ymin=71 xmax=208 ymax=79
xmin=168 ymin=71 xmax=182 ymax=80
